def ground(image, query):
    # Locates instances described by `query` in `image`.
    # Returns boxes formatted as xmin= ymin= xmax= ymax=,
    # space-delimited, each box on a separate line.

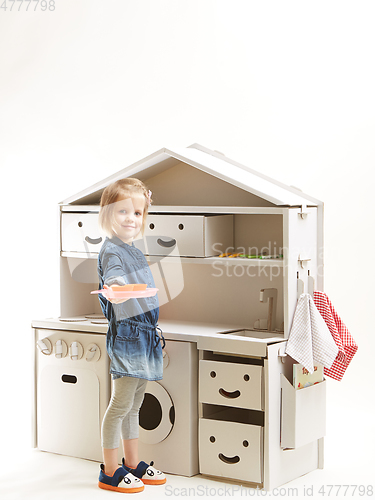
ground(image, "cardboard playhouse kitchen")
xmin=32 ymin=143 xmax=329 ymax=491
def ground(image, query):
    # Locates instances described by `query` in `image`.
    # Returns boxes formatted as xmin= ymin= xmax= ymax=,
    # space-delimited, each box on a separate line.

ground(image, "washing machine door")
xmin=139 ymin=381 xmax=175 ymax=445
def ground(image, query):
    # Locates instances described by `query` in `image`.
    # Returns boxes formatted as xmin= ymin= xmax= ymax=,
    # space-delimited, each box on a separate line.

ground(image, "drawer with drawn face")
xmin=61 ymin=213 xmax=106 ymax=254
xmin=199 ymin=417 xmax=263 ymax=484
xmin=134 ymin=214 xmax=233 ymax=257
xmin=199 ymin=360 xmax=263 ymax=411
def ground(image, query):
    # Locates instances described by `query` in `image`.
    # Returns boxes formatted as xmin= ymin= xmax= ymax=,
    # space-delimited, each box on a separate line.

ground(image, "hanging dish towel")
xmin=313 ymin=290 xmax=358 ymax=381
xmin=286 ymin=293 xmax=339 ymax=373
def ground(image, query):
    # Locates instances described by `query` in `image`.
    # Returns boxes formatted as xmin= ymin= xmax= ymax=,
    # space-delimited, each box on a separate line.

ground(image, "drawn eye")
xmin=149 ymin=223 xmax=155 ymax=230
xmin=178 ymin=224 xmax=184 ymax=230
xmin=78 ymin=221 xmax=83 ymax=227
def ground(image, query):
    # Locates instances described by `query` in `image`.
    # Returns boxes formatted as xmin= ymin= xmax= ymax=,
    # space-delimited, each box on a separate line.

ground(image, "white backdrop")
xmin=0 ymin=0 xmax=374 ymax=492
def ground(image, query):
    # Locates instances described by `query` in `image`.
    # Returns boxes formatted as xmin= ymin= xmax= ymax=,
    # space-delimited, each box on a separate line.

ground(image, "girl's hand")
xmin=103 ymin=284 xmax=130 ymax=304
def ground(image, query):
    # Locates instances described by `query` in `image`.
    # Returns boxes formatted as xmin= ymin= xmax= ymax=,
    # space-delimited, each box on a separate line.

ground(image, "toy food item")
xmin=111 ymin=285 xmax=135 ymax=291
xmin=129 ymin=283 xmax=148 ymax=291
xmin=111 ymin=284 xmax=148 ymax=291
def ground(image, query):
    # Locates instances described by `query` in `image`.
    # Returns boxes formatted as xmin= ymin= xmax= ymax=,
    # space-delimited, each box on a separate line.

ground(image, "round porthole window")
xmin=140 ymin=394 xmax=162 ymax=431
xmin=139 ymin=382 xmax=174 ymax=445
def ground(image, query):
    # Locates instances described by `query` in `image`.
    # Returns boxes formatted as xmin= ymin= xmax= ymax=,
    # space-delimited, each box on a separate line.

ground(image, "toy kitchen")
xmin=32 ymin=143 xmax=327 ymax=491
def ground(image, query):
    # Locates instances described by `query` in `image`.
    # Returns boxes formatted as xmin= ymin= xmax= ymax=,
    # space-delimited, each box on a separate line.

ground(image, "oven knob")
xmin=69 ymin=341 xmax=83 ymax=360
xmin=55 ymin=340 xmax=68 ymax=359
xmin=37 ymin=338 xmax=52 ymax=355
xmin=86 ymin=343 xmax=101 ymax=362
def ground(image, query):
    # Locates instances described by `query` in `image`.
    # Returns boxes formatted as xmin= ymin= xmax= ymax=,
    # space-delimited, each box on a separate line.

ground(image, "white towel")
xmin=286 ymin=293 xmax=339 ymax=373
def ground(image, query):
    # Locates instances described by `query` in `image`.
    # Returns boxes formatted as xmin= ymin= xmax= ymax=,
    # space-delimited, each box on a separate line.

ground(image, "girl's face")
xmin=112 ymin=195 xmax=146 ymax=244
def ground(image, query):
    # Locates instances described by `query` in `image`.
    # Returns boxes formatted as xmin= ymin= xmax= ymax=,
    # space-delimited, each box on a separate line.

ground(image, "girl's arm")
xmin=103 ymin=284 xmax=130 ymax=305
xmin=101 ymin=248 xmax=130 ymax=304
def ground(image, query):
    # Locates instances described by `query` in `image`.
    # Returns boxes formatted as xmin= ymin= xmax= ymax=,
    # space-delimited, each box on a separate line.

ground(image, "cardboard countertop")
xmin=31 ymin=317 xmax=286 ymax=357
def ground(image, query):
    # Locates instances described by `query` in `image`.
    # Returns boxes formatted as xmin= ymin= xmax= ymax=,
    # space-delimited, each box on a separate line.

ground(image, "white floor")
xmin=0 ymin=406 xmax=373 ymax=500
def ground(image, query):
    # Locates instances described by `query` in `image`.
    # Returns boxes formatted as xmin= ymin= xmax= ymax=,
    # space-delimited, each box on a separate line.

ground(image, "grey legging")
xmin=101 ymin=376 xmax=147 ymax=449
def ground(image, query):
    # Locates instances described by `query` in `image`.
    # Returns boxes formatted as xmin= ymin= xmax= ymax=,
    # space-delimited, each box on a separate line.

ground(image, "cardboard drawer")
xmin=199 ymin=360 xmax=263 ymax=411
xmin=281 ymin=374 xmax=326 ymax=449
xmin=134 ymin=214 xmax=233 ymax=257
xmin=199 ymin=418 xmax=263 ymax=484
xmin=61 ymin=213 xmax=105 ymax=254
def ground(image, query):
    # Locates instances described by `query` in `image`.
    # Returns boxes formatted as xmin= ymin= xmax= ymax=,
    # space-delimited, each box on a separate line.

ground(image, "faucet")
xmin=259 ymin=288 xmax=277 ymax=331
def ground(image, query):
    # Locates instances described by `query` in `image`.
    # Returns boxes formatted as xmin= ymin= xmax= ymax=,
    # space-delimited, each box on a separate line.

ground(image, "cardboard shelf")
xmin=149 ymin=206 xmax=286 ymax=215
xmin=60 ymin=205 xmax=287 ymax=215
xmin=61 ymin=251 xmax=284 ymax=267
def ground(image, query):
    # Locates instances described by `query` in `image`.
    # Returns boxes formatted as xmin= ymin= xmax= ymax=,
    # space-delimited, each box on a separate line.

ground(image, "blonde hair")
xmin=99 ymin=178 xmax=152 ymax=236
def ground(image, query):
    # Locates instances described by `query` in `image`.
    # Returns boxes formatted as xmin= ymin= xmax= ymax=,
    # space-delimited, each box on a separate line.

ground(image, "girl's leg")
xmin=122 ymin=378 xmax=148 ymax=468
xmin=101 ymin=376 xmax=141 ymax=476
xmin=122 ymin=438 xmax=139 ymax=469
xmin=102 ymin=448 xmax=119 ymax=477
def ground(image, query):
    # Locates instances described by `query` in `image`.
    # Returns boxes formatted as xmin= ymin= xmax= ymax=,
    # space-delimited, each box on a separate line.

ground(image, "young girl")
xmin=97 ymin=178 xmax=166 ymax=493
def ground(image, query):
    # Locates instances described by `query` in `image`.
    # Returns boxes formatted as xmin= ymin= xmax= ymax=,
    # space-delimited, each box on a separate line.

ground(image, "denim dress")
xmin=97 ymin=236 xmax=164 ymax=381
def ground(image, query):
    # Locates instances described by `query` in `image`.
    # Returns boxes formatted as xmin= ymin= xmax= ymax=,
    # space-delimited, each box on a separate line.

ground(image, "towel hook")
xmin=297 ymin=272 xmax=304 ymax=299
xmin=298 ymin=254 xmax=311 ymax=269
xmin=308 ymin=271 xmax=315 ymax=296
xmin=299 ymin=204 xmax=308 ymax=219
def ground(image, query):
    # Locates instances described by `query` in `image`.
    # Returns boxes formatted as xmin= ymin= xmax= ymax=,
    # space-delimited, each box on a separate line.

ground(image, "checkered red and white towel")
xmin=286 ymin=293 xmax=338 ymax=374
xmin=313 ymin=290 xmax=358 ymax=381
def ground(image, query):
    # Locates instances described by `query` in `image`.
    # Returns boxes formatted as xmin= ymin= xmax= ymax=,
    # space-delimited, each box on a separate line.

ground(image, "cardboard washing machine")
xmin=137 ymin=339 xmax=199 ymax=477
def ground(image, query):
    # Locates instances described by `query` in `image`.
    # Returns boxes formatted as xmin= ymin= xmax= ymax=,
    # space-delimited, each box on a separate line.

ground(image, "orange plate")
xmin=91 ymin=288 xmax=158 ymax=299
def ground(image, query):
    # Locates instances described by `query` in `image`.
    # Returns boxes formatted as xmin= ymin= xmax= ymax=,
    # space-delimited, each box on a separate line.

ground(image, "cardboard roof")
xmin=60 ymin=144 xmax=322 ymax=207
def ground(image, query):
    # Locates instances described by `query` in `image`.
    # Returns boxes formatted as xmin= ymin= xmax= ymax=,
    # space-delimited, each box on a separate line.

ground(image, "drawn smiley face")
xmin=134 ymin=221 xmax=182 ymax=257
xmin=209 ymin=434 xmax=249 ymax=465
xmin=147 ymin=218 xmax=180 ymax=254
xmin=77 ymin=220 xmax=103 ymax=248
xmin=136 ymin=215 xmax=198 ymax=257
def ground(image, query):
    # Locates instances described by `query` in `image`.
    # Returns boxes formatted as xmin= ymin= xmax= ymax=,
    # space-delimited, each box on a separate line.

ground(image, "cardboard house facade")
xmin=32 ymin=144 xmax=326 ymax=490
